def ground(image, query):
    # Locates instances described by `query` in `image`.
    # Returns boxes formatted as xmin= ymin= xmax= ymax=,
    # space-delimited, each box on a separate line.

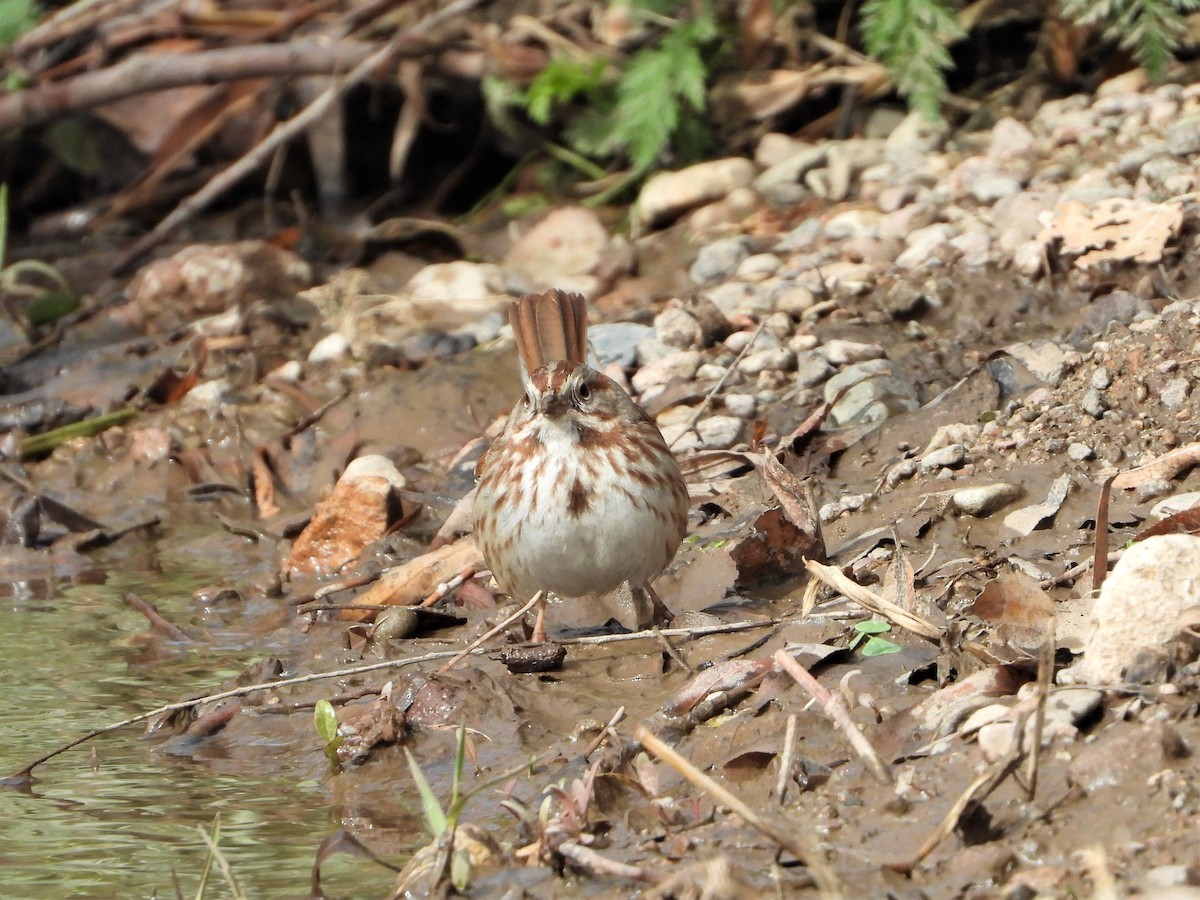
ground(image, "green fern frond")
xmin=1061 ymin=0 xmax=1200 ymax=79
xmin=861 ymin=0 xmax=964 ymax=119
xmin=524 ymin=58 xmax=608 ymax=125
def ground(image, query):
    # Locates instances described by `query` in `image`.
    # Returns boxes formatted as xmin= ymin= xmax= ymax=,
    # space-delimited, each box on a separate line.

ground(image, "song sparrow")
xmin=473 ymin=289 xmax=689 ymax=640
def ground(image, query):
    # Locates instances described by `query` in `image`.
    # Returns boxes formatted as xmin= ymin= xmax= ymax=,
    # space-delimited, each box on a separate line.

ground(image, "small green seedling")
xmin=313 ymin=699 xmax=343 ymax=765
xmin=0 ymin=184 xmax=80 ymax=328
xmin=849 ymin=620 xmax=901 ymax=657
xmin=404 ymin=724 xmax=542 ymax=892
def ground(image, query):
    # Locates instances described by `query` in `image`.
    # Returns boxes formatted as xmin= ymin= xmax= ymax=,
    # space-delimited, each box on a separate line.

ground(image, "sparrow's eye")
xmin=577 ymin=382 xmax=591 ymax=401
xmin=524 ymin=391 xmax=535 ymax=407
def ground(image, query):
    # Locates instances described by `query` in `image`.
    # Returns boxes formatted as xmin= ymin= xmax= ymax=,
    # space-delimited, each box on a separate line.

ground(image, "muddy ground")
xmin=5 ymin=87 xmax=1200 ymax=898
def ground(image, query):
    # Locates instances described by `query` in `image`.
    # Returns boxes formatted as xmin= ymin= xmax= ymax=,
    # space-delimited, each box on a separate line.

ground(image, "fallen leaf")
xmin=1038 ymin=197 xmax=1183 ymax=268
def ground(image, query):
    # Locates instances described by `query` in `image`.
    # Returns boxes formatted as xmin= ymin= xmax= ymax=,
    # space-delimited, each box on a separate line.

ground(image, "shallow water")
xmin=0 ymin=553 xmax=403 ymax=897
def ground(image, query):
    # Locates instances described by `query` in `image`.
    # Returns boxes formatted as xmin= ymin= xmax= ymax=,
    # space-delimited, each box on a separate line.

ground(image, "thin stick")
xmin=897 ymin=770 xmax=991 ymax=873
xmin=420 ymin=565 xmax=476 ymax=608
xmin=635 ymin=726 xmax=811 ymax=862
xmin=558 ymin=840 xmax=664 ymax=884
xmin=636 ymin=727 xmax=841 ymax=897
xmin=651 ymin=626 xmax=694 ymax=674
xmin=8 ymin=614 xmax=790 ymax=778
xmin=775 ymin=714 xmax=799 ymax=804
xmin=434 ymin=594 xmax=540 ymax=674
xmin=773 ymin=650 xmax=892 ymax=785
xmin=892 ymin=706 xmax=1033 ymax=873
xmin=1024 ymin=625 xmax=1055 ymax=800
xmin=804 ymin=559 xmax=942 ymax=641
xmin=668 ymin=318 xmax=766 ymax=449
xmin=583 ymin=706 xmax=626 ymax=760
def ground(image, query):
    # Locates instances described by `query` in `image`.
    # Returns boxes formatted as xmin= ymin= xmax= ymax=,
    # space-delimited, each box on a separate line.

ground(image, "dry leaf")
xmin=1038 ymin=198 xmax=1183 ymax=268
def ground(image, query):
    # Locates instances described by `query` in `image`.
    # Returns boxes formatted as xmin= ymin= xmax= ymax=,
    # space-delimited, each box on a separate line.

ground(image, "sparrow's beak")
xmin=536 ymin=391 xmax=567 ymax=417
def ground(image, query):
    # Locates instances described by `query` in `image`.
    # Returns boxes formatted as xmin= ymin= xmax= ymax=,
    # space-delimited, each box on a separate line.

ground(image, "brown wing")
xmin=508 ymin=289 xmax=588 ymax=372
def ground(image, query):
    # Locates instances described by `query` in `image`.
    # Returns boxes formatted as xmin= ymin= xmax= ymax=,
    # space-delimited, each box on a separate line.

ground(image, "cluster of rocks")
xmin=125 ymin=71 xmax=1200 ymax=501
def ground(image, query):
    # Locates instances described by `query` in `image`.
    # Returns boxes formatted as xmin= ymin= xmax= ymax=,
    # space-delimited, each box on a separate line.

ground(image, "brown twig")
xmin=123 ymin=592 xmax=192 ymax=641
xmin=775 ymin=713 xmax=799 ymax=804
xmin=804 ymin=559 xmax=943 ymax=641
xmin=582 ymin=706 xmax=626 ymax=760
xmin=419 ymin=565 xmax=477 ymax=608
xmin=557 ymin=840 xmax=665 ymax=884
xmin=433 ymin=594 xmax=540 ymax=675
xmin=773 ymin=649 xmax=892 ymax=785
xmin=113 ymin=0 xmax=491 ymax=272
xmin=635 ymin=726 xmax=841 ymax=895
xmin=0 ymin=41 xmax=375 ymax=133
xmin=891 ymin=704 xmax=1035 ymax=873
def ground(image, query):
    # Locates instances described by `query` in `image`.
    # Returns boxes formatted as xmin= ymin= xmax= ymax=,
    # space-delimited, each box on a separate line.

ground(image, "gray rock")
xmin=591 ymin=322 xmax=654 ymax=368
xmin=689 ymin=237 xmax=750 ymax=285
xmin=631 ymin=349 xmax=702 ymax=393
xmin=637 ymin=158 xmax=757 ymax=228
xmin=1090 ymin=366 xmax=1112 ymax=390
xmin=1067 ymin=442 xmax=1094 ymax=461
xmin=662 ymin=415 xmax=744 ymax=451
xmin=1081 ymin=388 xmax=1107 ymax=418
xmin=738 ymin=347 xmax=796 ymax=375
xmin=736 ymin=253 xmax=782 ymax=280
xmin=753 ymin=146 xmax=827 ymax=207
xmin=795 ymin=351 xmax=834 ymax=388
xmin=654 ymin=306 xmax=702 ymax=349
xmin=723 ymin=393 xmax=757 ymax=418
xmin=822 ymin=339 xmax=885 ymax=366
xmin=704 ymin=282 xmax=774 ymax=318
xmin=772 ymin=284 xmax=818 ymax=316
xmin=1140 ymin=156 xmax=1195 ymax=192
xmin=1161 ymin=376 xmax=1190 ymax=410
xmin=1166 ymin=114 xmax=1200 ymax=156
xmin=1005 ymin=340 xmax=1069 ymax=386
xmin=951 ymin=483 xmax=1021 ymax=517
xmin=1061 ymin=535 xmax=1200 ymax=685
xmin=824 ymin=359 xmax=919 ymax=427
xmin=1068 ymin=290 xmax=1154 ymax=348
xmin=309 ymin=332 xmax=351 ymax=363
xmin=773 ymin=218 xmax=822 ymax=252
xmin=920 ymin=443 xmax=967 ymax=471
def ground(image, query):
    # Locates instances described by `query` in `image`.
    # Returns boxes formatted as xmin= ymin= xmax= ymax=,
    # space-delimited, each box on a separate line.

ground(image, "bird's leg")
xmin=643 ymin=583 xmax=674 ymax=627
xmin=531 ymin=592 xmax=551 ymax=642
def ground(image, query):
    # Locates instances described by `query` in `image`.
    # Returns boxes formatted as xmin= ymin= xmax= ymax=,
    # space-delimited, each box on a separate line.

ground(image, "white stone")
xmin=637 ymin=158 xmax=757 ymax=228
xmin=309 ymin=332 xmax=351 ymax=363
xmin=1061 ymin=535 xmax=1200 ymax=685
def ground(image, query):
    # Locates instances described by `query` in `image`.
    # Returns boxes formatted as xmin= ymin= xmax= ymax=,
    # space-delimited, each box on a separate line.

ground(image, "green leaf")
xmin=450 ymin=724 xmax=466 ymax=813
xmin=314 ymin=699 xmax=339 ymax=744
xmin=524 ymin=57 xmax=607 ymax=124
xmin=0 ymin=0 xmax=39 ymax=48
xmin=41 ymin=118 xmax=105 ymax=176
xmin=853 ymin=620 xmax=892 ymax=636
xmin=25 ymin=289 xmax=79 ymax=327
xmin=861 ymin=0 xmax=963 ymax=118
xmin=1061 ymin=0 xmax=1200 ymax=80
xmin=862 ymin=636 xmax=902 ymax=657
xmin=405 ymin=748 xmax=448 ymax=837
xmin=19 ymin=407 xmax=138 ymax=457
xmin=450 ymin=847 xmax=472 ymax=891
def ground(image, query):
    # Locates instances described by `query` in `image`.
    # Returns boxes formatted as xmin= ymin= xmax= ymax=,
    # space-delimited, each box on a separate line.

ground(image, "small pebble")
xmin=1066 ymin=442 xmax=1094 ymax=461
xmin=1160 ymin=377 xmax=1190 ymax=410
xmin=689 ymin=237 xmax=749 ymax=285
xmin=724 ymin=393 xmax=757 ymax=418
xmin=1080 ymin=388 xmax=1107 ymax=418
